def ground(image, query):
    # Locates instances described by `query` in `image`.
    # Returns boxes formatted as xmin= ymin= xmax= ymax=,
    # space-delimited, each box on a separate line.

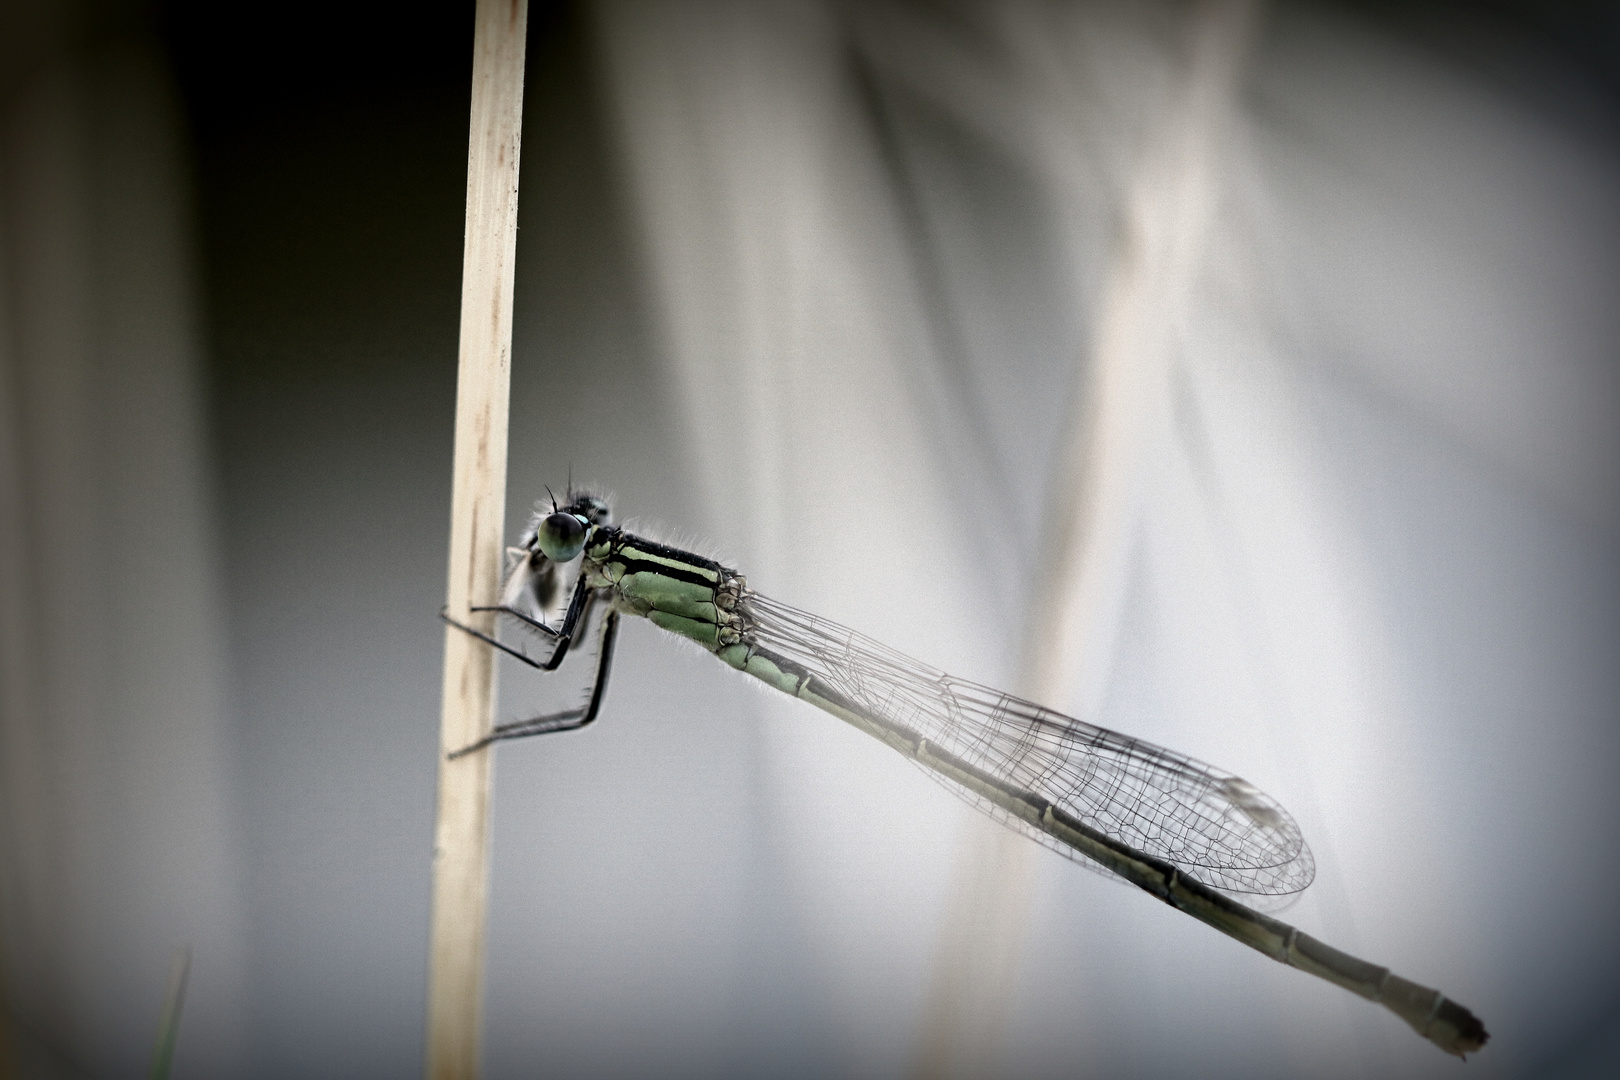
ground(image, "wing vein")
xmin=743 ymin=593 xmax=1315 ymax=896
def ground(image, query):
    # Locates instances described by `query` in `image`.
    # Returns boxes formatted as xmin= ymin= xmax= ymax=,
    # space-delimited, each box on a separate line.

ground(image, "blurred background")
xmin=2 ymin=0 xmax=1618 ymax=1077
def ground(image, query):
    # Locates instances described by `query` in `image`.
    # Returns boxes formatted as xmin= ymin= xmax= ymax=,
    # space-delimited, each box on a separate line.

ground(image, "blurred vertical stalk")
xmin=1 ymin=40 xmax=248 ymax=1074
xmin=912 ymin=3 xmax=1260 ymax=1076
xmin=145 ymin=948 xmax=190 ymax=1080
xmin=426 ymin=2 xmax=528 ymax=1078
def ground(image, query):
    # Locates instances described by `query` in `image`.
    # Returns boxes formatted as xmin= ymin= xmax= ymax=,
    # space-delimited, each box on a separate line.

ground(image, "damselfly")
xmin=443 ymin=491 xmax=1488 ymax=1058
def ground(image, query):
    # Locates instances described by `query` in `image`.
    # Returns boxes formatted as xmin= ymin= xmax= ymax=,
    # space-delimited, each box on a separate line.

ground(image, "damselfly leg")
xmin=447 ymin=608 xmax=621 ymax=759
xmin=441 ymin=573 xmax=593 ymax=671
xmin=442 ymin=553 xmax=622 ymax=757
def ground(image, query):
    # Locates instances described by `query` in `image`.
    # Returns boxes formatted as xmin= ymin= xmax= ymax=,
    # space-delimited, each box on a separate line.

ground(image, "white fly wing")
xmin=744 ymin=593 xmax=1315 ymax=897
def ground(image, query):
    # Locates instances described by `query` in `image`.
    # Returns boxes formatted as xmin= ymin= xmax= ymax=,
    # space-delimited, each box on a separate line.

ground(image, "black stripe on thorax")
xmin=589 ymin=528 xmax=728 ymax=587
xmin=615 ymin=555 xmax=716 ymax=589
xmin=616 ymin=531 xmax=725 ymax=572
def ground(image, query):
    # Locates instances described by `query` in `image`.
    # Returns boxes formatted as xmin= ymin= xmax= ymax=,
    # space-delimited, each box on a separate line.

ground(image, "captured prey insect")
xmin=442 ymin=491 xmax=1488 ymax=1058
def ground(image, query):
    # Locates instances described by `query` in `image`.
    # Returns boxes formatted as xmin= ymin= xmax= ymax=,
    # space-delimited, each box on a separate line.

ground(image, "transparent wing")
xmin=744 ymin=593 xmax=1315 ymax=897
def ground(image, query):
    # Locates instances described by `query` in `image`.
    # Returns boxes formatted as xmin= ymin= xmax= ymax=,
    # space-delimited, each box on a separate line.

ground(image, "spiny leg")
xmin=447 ymin=608 xmax=621 ymax=759
xmin=471 ymin=599 xmax=555 ymax=637
xmin=442 ymin=572 xmax=593 ymax=670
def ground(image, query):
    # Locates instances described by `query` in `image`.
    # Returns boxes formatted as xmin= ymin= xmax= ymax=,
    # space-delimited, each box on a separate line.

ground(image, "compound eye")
xmin=536 ymin=512 xmax=586 ymax=562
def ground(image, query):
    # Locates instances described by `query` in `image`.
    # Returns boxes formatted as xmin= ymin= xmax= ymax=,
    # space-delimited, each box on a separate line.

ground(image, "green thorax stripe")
xmin=586 ymin=527 xmax=723 ymax=588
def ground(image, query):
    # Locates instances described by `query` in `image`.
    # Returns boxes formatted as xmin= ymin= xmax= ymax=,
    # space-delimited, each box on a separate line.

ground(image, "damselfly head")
xmin=521 ymin=490 xmax=611 ymax=564
xmin=563 ymin=492 xmax=612 ymax=526
xmin=537 ymin=512 xmax=587 ymax=562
